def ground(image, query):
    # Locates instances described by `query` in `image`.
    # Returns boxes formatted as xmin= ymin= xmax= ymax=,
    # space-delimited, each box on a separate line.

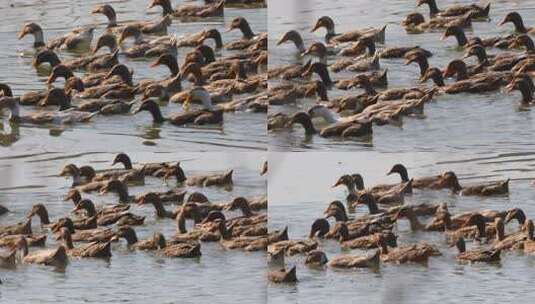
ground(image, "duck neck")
xmin=366 ymin=200 xmax=380 ymax=214
xmin=117 ymin=185 xmax=130 ymax=204
xmin=519 ymin=83 xmax=533 ymax=105
xmin=417 ymin=59 xmax=429 ymax=77
xmin=315 ymin=107 xmax=340 ymax=124
xmin=360 ymin=80 xmax=377 ymax=95
xmin=37 ymin=209 xmax=50 ymax=225
xmin=166 ymin=59 xmax=180 ymax=76
xmin=8 ymin=103 xmax=21 ymax=122
xmin=177 ymin=213 xmax=187 ymax=233
xmin=474 ymin=49 xmax=488 ymax=64
xmin=63 ymin=232 xmax=74 ymax=249
xmin=293 ymin=38 xmax=306 ymax=53
xmin=124 ymin=230 xmax=138 ymax=245
xmin=454 ymin=31 xmax=468 ymax=47
xmin=299 ymin=115 xmax=317 ymax=135
xmin=379 ymin=240 xmax=389 ymax=255
xmin=513 ymin=18 xmax=528 ymax=33
xmin=84 ymin=203 xmax=97 ymax=217
xmin=160 ymin=0 xmax=174 ymax=16
xmin=148 ymin=104 xmax=166 ymax=123
xmin=121 ymin=158 xmax=133 ymax=170
xmin=315 ymin=65 xmax=333 ymax=88
xmin=71 ymin=171 xmax=82 ymax=187
xmin=522 ymin=38 xmax=535 ymax=53
xmin=33 ymin=30 xmax=45 ymax=48
xmin=239 ymin=23 xmax=255 ymax=40
xmin=426 ymin=0 xmax=440 ymax=16
xmin=152 ymin=201 xmax=168 ymax=218
xmin=405 ymin=210 xmax=424 ymax=231
xmin=335 ymin=209 xmax=348 ymax=222
xmin=239 ymin=203 xmax=254 ymax=217
xmin=365 ymin=40 xmax=376 ymax=56
xmin=210 ymin=32 xmax=223 ymax=49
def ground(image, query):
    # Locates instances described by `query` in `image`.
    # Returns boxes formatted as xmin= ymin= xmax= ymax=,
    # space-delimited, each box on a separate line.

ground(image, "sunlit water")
xmin=269 ymin=0 xmax=535 ymax=152
xmin=0 ymin=152 xmax=267 ymax=303
xmin=268 ymin=152 xmax=535 ymax=304
xmin=0 ymin=0 xmax=267 ymax=152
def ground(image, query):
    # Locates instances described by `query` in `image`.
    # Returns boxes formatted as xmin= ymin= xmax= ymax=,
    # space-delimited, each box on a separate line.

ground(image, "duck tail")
xmin=482 ymin=3 xmax=491 ymax=17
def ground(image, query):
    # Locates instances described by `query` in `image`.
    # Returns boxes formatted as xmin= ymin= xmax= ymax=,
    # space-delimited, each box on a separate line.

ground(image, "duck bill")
xmin=149 ymin=61 xmax=160 ymax=68
xmin=505 ymin=82 xmax=516 ymax=92
xmin=439 ymin=34 xmax=448 ymax=41
xmin=497 ymin=18 xmax=506 ymax=26
xmin=332 ymin=180 xmax=343 ymax=188
xmin=311 ymin=22 xmax=322 ymax=33
xmin=147 ymin=1 xmax=157 ymax=9
xmin=17 ymin=30 xmax=28 ymax=40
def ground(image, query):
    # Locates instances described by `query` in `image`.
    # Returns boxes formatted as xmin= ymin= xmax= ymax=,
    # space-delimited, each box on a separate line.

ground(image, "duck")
xmin=0 ymin=249 xmax=16 ymax=268
xmin=0 ymin=218 xmax=32 ymax=237
xmin=340 ymin=224 xmax=397 ymax=250
xmin=289 ymin=110 xmax=373 ymax=138
xmin=445 ymin=213 xmax=489 ymax=242
xmin=0 ymin=233 xmax=46 ymax=248
xmin=136 ymin=192 xmax=178 ymax=219
xmin=92 ymin=4 xmax=172 ymax=35
xmin=349 ymin=74 xmax=431 ymax=102
xmin=134 ymin=92 xmax=223 ymax=127
xmin=276 ymin=30 xmax=307 ymax=53
xmin=268 ymin=239 xmax=318 ymax=256
xmin=71 ymin=197 xmax=130 ymax=218
xmin=56 ymin=228 xmax=111 ymax=258
xmin=462 ymin=45 xmax=526 ymax=72
xmin=226 ymin=17 xmax=266 ymax=50
xmin=401 ymin=11 xmax=474 ymax=33
xmin=454 ymin=237 xmax=500 ymax=263
xmin=460 ymin=179 xmax=509 ymax=196
xmin=18 ymin=22 xmax=94 ymax=50
xmin=99 ymin=180 xmax=135 ymax=204
xmin=72 ymin=199 xmax=141 ymax=227
xmin=417 ymin=0 xmax=490 ymax=19
xmin=304 ymin=250 xmax=329 ymax=267
xmin=520 ymin=220 xmax=535 ymax=254
xmin=308 ymin=218 xmax=332 ymax=239
xmin=303 ymin=43 xmax=380 ymax=73
xmin=114 ymin=226 xmax=166 ymax=250
xmin=506 ymin=76 xmax=534 ymax=106
xmin=52 ymin=218 xmax=116 ymax=243
xmin=375 ymin=233 xmax=440 ymax=264
xmin=299 ymin=59 xmax=388 ymax=90
xmin=155 ymin=239 xmax=202 ymax=258
xmin=223 ymin=197 xmax=267 ymax=225
xmin=59 ymin=164 xmax=108 ymax=192
xmin=76 ymin=164 xmax=145 ymax=185
xmin=441 ymin=25 xmax=513 ymax=49
xmin=492 ymin=218 xmax=531 ymax=251
xmin=385 ymin=164 xmax=462 ymax=192
xmin=14 ymin=237 xmax=68 ymax=267
xmin=311 ymin=16 xmax=386 ymax=44
xmin=421 ymin=67 xmax=508 ymax=94
xmin=341 ymin=35 xmax=432 ymax=59
xmin=329 ymin=250 xmax=380 ymax=269
xmin=498 ymin=12 xmax=535 ymax=35
xmin=0 ymin=91 xmax=98 ymax=125
xmin=148 ymin=0 xmax=224 ymax=18
xmin=268 ymin=266 xmax=297 ymax=283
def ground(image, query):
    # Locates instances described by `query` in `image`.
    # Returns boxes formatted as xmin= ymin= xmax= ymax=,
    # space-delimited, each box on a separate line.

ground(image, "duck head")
xmin=148 ymin=0 xmax=174 ymax=16
xmin=462 ymin=45 xmax=488 ymax=64
xmin=309 ymin=218 xmax=330 ymax=239
xmin=119 ymin=25 xmax=143 ymax=44
xmin=33 ymin=49 xmax=61 ymax=68
xmin=47 ymin=65 xmax=74 ymax=84
xmin=443 ymin=60 xmax=467 ymax=80
xmin=51 ymin=217 xmax=75 ymax=234
xmin=27 ymin=204 xmax=50 ymax=225
xmin=91 ymin=4 xmax=117 ymax=27
xmin=72 ymin=199 xmax=97 ymax=217
xmin=498 ymin=12 xmax=527 ymax=33
xmin=41 ymin=88 xmax=72 ymax=110
xmin=18 ymin=23 xmax=45 ymax=48
xmin=504 ymin=208 xmax=526 ymax=226
xmin=441 ymin=26 xmax=467 ymax=47
xmin=64 ymin=189 xmax=82 ymax=205
xmin=201 ymin=211 xmax=226 ymax=224
xmin=402 ymin=12 xmax=426 ymax=27
xmin=509 ymin=34 xmax=535 ymax=53
xmin=115 ymin=226 xmax=138 ymax=245
xmin=332 ymin=174 xmax=355 ymax=189
xmin=387 ymin=164 xmax=409 ymax=182
xmin=277 ymin=30 xmax=305 ymax=53
xmin=112 ymin=153 xmax=133 ymax=169
xmin=305 ymin=250 xmax=329 ymax=266
xmin=506 ymin=77 xmax=533 ymax=105
xmin=302 ymin=42 xmax=328 ymax=61
xmin=187 ymin=191 xmax=209 ymax=204
xmin=105 ymin=64 xmax=133 ymax=86
xmin=195 ymin=45 xmax=216 ymax=64
xmin=59 ymin=164 xmax=81 ymax=186
xmin=416 ymin=0 xmax=440 ymax=16
xmin=92 ymin=33 xmax=118 ymax=54
xmin=151 ymin=53 xmax=179 ymax=76
xmin=180 ymin=62 xmax=204 ymax=85
xmin=311 ymin=16 xmax=335 ymax=35
xmin=100 ymin=179 xmax=130 ymax=203
xmin=228 ymin=17 xmax=255 ymax=39
xmin=200 ymin=29 xmax=223 ymax=49
xmin=420 ymin=67 xmax=445 ymax=86
xmin=302 ymin=62 xmax=332 ymax=87
xmin=405 ymin=51 xmax=429 ymax=77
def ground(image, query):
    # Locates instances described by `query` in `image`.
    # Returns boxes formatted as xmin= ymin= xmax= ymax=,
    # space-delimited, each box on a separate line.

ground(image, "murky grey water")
xmin=268 ymin=152 xmax=535 ymax=304
xmin=0 ymin=0 xmax=267 ymax=152
xmin=269 ymin=0 xmax=535 ymax=152
xmin=0 ymin=152 xmax=267 ymax=303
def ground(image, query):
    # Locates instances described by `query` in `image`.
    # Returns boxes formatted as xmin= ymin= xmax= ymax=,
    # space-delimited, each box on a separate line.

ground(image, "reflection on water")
xmin=0 ymin=0 xmax=267 ymax=153
xmin=268 ymin=0 xmax=535 ymax=152
xmin=0 ymin=152 xmax=267 ymax=303
xmin=268 ymin=152 xmax=535 ymax=303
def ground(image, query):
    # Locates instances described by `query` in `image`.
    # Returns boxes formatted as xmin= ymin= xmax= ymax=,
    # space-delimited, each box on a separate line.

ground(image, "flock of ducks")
xmin=267 ymin=163 xmax=529 ymax=283
xmin=269 ymin=1 xmax=535 ymax=140
xmin=0 ymin=0 xmax=267 ymax=134
xmin=0 ymin=153 xmax=268 ymax=269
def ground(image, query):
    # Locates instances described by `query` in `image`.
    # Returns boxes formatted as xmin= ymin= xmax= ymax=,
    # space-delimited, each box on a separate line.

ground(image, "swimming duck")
xmin=52 ymin=218 xmax=116 ymax=243
xmin=290 ymin=109 xmax=373 ymax=138
xmin=0 ymin=218 xmax=32 ymax=237
xmin=226 ymin=17 xmax=266 ymax=50
xmin=520 ymin=220 xmax=535 ymax=254
xmin=454 ymin=237 xmax=500 ymax=263
xmin=276 ymin=30 xmax=306 ymax=53
xmin=386 ymin=164 xmax=463 ymax=192
xmin=375 ymin=233 xmax=440 ymax=264
xmin=114 ymin=226 xmax=166 ymax=250
xmin=18 ymin=23 xmax=94 ymax=50
xmin=505 ymin=76 xmax=534 ymax=106
xmin=59 ymin=164 xmax=107 ymax=192
xmin=268 ymin=239 xmax=318 ymax=256
xmin=157 ymin=241 xmax=202 ymax=258
xmin=311 ymin=16 xmax=386 ymax=44
xmin=417 ymin=0 xmax=490 ymax=19
xmin=441 ymin=25 xmax=513 ymax=49
xmin=492 ymin=218 xmax=531 ymax=251
xmin=148 ymin=0 xmax=224 ymax=18
xmin=268 ymin=266 xmax=297 ymax=283
xmin=303 ymin=43 xmax=380 ymax=73
xmin=304 ymin=250 xmax=329 ymax=267
xmin=349 ymin=74 xmax=431 ymax=102
xmin=92 ymin=4 xmax=172 ymax=35
xmin=329 ymin=250 xmax=380 ymax=269
xmin=401 ymin=11 xmax=474 ymax=34
xmin=56 ymin=227 xmax=111 ymax=258
xmin=99 ymin=179 xmax=135 ymax=204
xmin=134 ymin=94 xmax=223 ymax=127
xmin=341 ymin=35 xmax=432 ymax=59
xmin=340 ymin=224 xmax=397 ymax=250
xmin=421 ymin=67 xmax=508 ymax=94
xmin=72 ymin=199 xmax=142 ymax=227
xmin=462 ymin=45 xmax=526 ymax=72
xmin=77 ymin=164 xmax=145 ymax=185
xmin=71 ymin=196 xmax=130 ymax=217
xmin=14 ymin=237 xmax=68 ymax=267
xmin=498 ymin=12 xmax=535 ymax=35
xmin=460 ymin=179 xmax=509 ymax=196
xmin=137 ymin=192 xmax=178 ymax=219
xmin=300 ymin=62 xmax=388 ymax=89
xmin=0 ymin=234 xmax=46 ymax=248
xmin=445 ymin=213 xmax=489 ymax=242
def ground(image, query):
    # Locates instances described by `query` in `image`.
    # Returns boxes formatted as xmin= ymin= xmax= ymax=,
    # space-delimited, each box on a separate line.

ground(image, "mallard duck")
xmin=26 ymin=204 xmax=54 ymax=228
xmin=77 ymin=164 xmax=144 ymax=185
xmin=114 ymin=226 xmax=166 ymax=250
xmin=268 ymin=266 xmax=297 ymax=283
xmin=276 ymin=30 xmax=306 ymax=53
xmin=137 ymin=192 xmax=178 ymax=219
xmin=52 ymin=218 xmax=116 ymax=243
xmin=59 ymin=164 xmax=107 ymax=191
xmin=72 ymin=199 xmax=140 ymax=227
xmin=340 ymin=223 xmax=397 ymax=250
xmin=460 ymin=179 xmax=509 ymax=196
xmin=341 ymin=35 xmax=432 ymax=59
xmin=445 ymin=213 xmax=489 ymax=242
xmin=99 ymin=180 xmax=134 ymax=204
xmin=441 ymin=25 xmax=512 ymax=49
xmin=401 ymin=12 xmax=474 ymax=33
xmin=134 ymin=95 xmax=223 ymax=127
xmin=158 ymin=241 xmax=202 ymax=258
xmin=56 ymin=228 xmax=111 ymax=258
xmin=329 ymin=250 xmax=380 ymax=269
xmin=375 ymin=233 xmax=440 ymax=264
xmin=0 ymin=218 xmax=32 ymax=237
xmin=0 ymin=92 xmax=98 ymax=125
xmin=421 ymin=67 xmax=508 ymax=94
xmin=268 ymin=239 xmax=318 ymax=256
xmin=0 ymin=234 xmax=46 ymax=248
xmin=349 ymin=74 xmax=431 ymax=102
xmin=71 ymin=197 xmax=130 ymax=218
xmin=184 ymin=169 xmax=233 ymax=188
xmin=454 ymin=237 xmax=500 ymax=263
xmin=289 ymin=110 xmax=373 ymax=138
xmin=308 ymin=218 xmax=332 ymax=239
xmin=499 ymin=12 xmax=535 ymax=34
xmin=417 ymin=0 xmax=490 ymax=19
xmin=311 ymin=16 xmax=386 ymax=44
xmin=386 ymin=164 xmax=462 ymax=192
xmin=303 ymin=43 xmax=380 ymax=73
xmin=492 ymin=218 xmax=530 ymax=251
xmin=18 ymin=22 xmax=94 ymax=50
xmin=462 ymin=45 xmax=526 ymax=72
xmin=148 ymin=0 xmax=224 ymax=18
xmin=14 ymin=237 xmax=68 ymax=267
xmin=226 ymin=17 xmax=266 ymax=50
